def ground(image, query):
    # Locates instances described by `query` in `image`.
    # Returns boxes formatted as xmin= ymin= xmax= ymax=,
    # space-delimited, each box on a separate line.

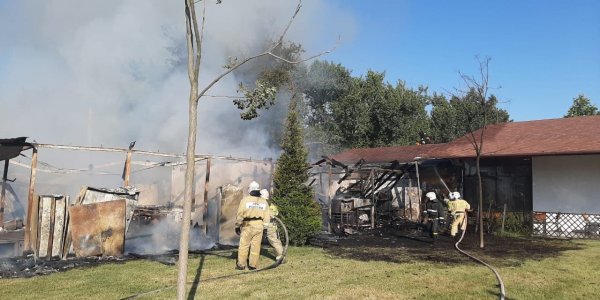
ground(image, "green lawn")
xmin=1 ymin=239 xmax=599 ymax=299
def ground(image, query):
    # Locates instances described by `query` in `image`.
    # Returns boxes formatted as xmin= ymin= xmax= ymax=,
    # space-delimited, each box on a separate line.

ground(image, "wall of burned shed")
xmin=462 ymin=157 xmax=533 ymax=213
xmin=171 ymin=159 xmax=273 ymax=244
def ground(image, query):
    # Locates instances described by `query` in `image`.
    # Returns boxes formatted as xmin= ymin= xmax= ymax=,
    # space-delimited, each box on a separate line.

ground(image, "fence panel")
xmin=532 ymin=211 xmax=600 ymax=239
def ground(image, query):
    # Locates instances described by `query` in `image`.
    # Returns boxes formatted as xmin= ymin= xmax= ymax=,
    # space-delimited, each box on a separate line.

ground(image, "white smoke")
xmin=0 ymin=0 xmax=355 ymax=158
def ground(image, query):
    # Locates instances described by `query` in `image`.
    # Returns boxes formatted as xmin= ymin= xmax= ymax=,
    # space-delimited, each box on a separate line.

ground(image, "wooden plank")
xmin=46 ymin=196 xmax=57 ymax=258
xmin=61 ymin=206 xmax=72 ymax=259
xmin=23 ymin=148 xmax=37 ymax=251
xmin=38 ymin=196 xmax=51 ymax=258
xmin=69 ymin=203 xmax=102 ymax=257
xmin=97 ymin=200 xmax=126 ymax=257
xmin=51 ymin=197 xmax=67 ymax=257
xmin=218 ymin=185 xmax=243 ymax=245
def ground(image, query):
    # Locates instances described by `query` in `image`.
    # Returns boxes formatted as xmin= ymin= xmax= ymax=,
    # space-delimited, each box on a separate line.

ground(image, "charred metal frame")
xmin=314 ymin=156 xmax=420 ymax=233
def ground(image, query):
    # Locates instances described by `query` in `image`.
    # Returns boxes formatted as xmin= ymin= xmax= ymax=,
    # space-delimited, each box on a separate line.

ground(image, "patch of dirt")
xmin=316 ymin=227 xmax=582 ymax=267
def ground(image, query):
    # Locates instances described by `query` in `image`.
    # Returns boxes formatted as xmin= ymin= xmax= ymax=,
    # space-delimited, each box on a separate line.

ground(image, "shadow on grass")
xmin=320 ymin=228 xmax=583 ymax=266
xmin=187 ymin=254 xmax=205 ymax=300
xmin=186 ymin=248 xmax=279 ymax=299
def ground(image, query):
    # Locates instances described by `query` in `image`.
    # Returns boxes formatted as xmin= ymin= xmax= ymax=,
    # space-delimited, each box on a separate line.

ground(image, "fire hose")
xmin=433 ymin=164 xmax=506 ymax=299
xmin=120 ymin=216 xmax=289 ymax=299
xmin=455 ymin=216 xmax=506 ymax=300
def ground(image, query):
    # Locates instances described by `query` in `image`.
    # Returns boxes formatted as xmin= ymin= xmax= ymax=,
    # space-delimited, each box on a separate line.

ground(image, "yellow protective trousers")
xmin=451 ymin=213 xmax=465 ymax=236
xmin=266 ymin=224 xmax=283 ymax=257
xmin=237 ymin=220 xmax=264 ymax=268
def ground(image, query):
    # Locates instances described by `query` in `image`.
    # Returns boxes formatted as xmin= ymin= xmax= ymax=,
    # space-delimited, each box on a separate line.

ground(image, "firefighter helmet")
xmin=425 ymin=192 xmax=437 ymax=200
xmin=248 ymin=181 xmax=260 ymax=192
xmin=260 ymin=189 xmax=270 ymax=199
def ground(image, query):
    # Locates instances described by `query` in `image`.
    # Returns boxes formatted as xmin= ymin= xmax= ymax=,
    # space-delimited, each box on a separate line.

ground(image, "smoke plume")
xmin=0 ymin=0 xmax=354 ymax=158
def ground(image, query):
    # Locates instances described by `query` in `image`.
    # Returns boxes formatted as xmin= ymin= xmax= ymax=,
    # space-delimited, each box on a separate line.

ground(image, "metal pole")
xmin=35 ymin=143 xmax=271 ymax=163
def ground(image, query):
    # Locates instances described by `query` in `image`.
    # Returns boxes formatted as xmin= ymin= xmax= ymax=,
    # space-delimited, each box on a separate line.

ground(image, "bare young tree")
xmin=178 ymin=1 xmax=334 ymax=298
xmin=455 ymin=56 xmax=493 ymax=249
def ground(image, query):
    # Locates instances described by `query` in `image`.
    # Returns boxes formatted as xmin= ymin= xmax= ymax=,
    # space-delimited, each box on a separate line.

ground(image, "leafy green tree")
xmin=430 ymin=90 xmax=509 ymax=143
xmin=272 ymin=98 xmax=322 ymax=246
xmin=299 ymin=65 xmax=431 ymax=152
xmin=369 ymin=80 xmax=429 ymax=146
xmin=564 ymin=94 xmax=599 ymax=117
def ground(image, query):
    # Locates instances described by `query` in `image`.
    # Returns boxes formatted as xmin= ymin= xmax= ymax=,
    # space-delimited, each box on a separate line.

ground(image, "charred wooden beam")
xmin=202 ymin=158 xmax=211 ymax=234
xmin=0 ymin=160 xmax=8 ymax=226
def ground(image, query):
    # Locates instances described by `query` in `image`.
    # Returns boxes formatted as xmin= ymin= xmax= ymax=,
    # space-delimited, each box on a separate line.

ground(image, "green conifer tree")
xmin=272 ymin=97 xmax=322 ymax=246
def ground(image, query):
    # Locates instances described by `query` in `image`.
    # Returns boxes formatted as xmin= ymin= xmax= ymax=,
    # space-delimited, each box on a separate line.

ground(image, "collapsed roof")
xmin=0 ymin=137 xmax=34 ymax=161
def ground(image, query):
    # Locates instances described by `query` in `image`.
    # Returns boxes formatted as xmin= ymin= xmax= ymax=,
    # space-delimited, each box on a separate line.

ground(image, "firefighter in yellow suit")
xmin=235 ymin=181 xmax=270 ymax=270
xmin=448 ymin=191 xmax=471 ymax=237
xmin=260 ymin=189 xmax=284 ymax=261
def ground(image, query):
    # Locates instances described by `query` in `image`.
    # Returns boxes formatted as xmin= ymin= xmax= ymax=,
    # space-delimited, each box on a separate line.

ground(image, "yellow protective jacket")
xmin=449 ymin=199 xmax=471 ymax=213
xmin=235 ymin=195 xmax=270 ymax=227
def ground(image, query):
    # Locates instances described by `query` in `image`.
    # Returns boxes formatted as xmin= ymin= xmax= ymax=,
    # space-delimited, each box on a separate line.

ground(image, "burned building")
xmin=314 ymin=116 xmax=600 ymax=239
xmin=0 ymin=138 xmax=275 ymax=259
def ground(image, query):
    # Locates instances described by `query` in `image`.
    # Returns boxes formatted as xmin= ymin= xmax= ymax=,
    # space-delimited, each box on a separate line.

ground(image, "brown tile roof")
xmin=330 ymin=116 xmax=600 ymax=164
xmin=438 ymin=115 xmax=600 ymax=158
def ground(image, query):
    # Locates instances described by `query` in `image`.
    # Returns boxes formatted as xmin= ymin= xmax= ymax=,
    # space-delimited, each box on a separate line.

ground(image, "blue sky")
xmin=327 ymin=1 xmax=600 ymax=121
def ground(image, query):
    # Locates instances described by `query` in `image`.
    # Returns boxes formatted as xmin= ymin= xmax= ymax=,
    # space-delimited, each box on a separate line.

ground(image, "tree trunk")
xmin=177 ymin=94 xmax=198 ymax=299
xmin=476 ymin=153 xmax=484 ymax=248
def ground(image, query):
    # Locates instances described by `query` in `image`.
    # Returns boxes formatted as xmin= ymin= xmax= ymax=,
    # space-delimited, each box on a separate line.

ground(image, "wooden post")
xmin=501 ymin=203 xmax=507 ymax=234
xmin=268 ymin=159 xmax=275 ymax=190
xmin=202 ymin=158 xmax=211 ymax=234
xmin=24 ymin=147 xmax=38 ymax=252
xmin=123 ymin=142 xmax=135 ymax=187
xmin=31 ymin=196 xmax=40 ymax=259
xmin=370 ymin=169 xmax=375 ymax=229
xmin=216 ymin=186 xmax=222 ymax=244
xmin=327 ymin=165 xmax=332 ymax=233
xmin=415 ymin=160 xmax=422 ymax=221
xmin=0 ymin=160 xmax=9 ymax=227
xmin=123 ymin=150 xmax=132 ymax=187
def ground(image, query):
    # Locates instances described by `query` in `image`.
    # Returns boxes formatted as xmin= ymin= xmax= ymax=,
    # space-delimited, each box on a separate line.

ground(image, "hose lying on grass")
xmin=120 ymin=217 xmax=289 ymax=300
xmin=455 ymin=217 xmax=506 ymax=300
xmin=432 ymin=165 xmax=506 ymax=299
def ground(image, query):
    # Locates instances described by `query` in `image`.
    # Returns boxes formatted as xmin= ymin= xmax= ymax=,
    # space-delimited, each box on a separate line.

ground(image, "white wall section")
xmin=533 ymin=155 xmax=600 ymax=213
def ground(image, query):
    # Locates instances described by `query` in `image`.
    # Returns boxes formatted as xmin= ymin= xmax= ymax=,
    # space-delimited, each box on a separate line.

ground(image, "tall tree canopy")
xmin=430 ymin=89 xmax=510 ymax=143
xmin=564 ymin=94 xmax=598 ymax=117
xmin=298 ymin=63 xmax=431 ymax=154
